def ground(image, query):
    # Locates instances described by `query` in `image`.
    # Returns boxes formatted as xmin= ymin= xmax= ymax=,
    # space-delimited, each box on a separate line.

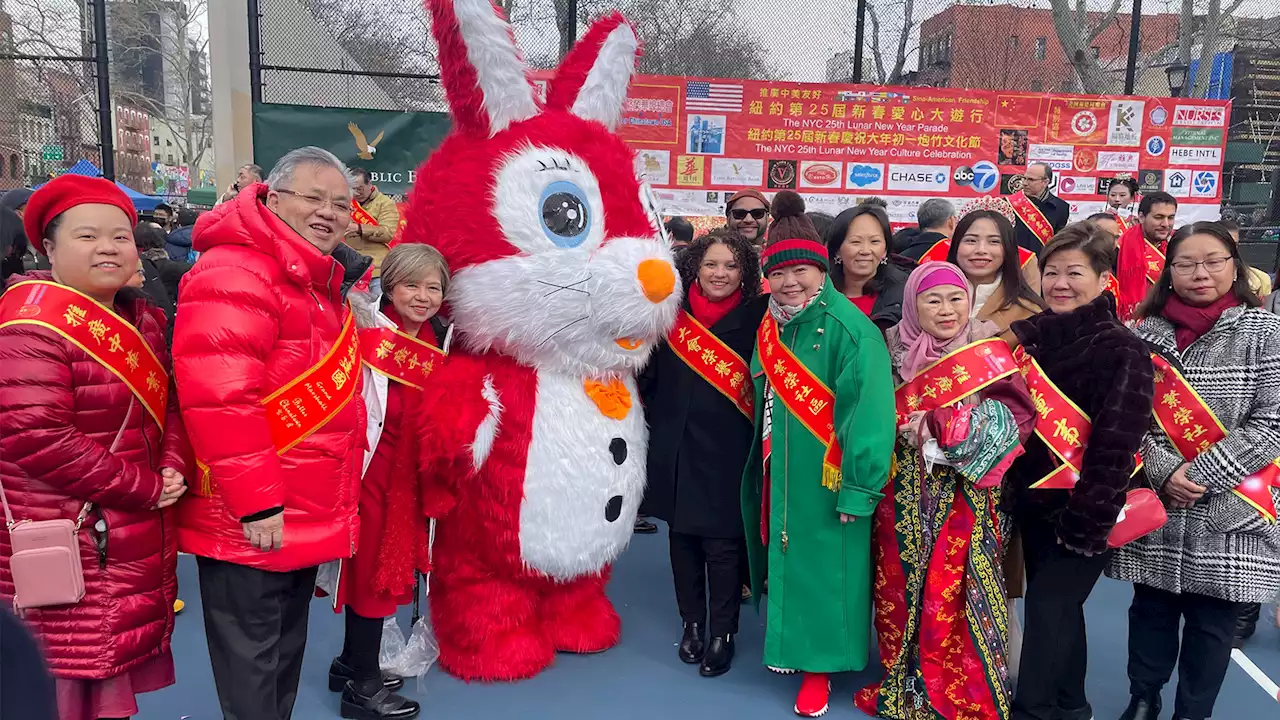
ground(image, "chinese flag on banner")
xmin=994 ymin=95 xmax=1044 ymax=129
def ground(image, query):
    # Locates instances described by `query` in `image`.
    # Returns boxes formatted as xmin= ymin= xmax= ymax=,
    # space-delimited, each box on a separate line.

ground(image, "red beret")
xmin=24 ymin=175 xmax=138 ymax=256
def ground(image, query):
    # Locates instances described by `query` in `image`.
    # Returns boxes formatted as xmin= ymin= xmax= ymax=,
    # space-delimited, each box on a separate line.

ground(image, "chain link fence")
xmin=0 ymin=1 xmax=111 ymax=193
xmin=253 ymin=0 xmax=1278 ymax=221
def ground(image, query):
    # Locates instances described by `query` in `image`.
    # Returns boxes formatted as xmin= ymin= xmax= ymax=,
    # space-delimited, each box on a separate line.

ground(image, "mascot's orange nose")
xmin=637 ymin=259 xmax=675 ymax=303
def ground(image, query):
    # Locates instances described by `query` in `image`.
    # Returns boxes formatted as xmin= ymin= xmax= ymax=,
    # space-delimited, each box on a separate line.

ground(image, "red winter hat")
xmin=24 ymin=175 xmax=138 ymax=255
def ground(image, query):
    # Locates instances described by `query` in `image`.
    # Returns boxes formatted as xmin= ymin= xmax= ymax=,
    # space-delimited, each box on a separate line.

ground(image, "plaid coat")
xmin=1108 ymin=306 xmax=1280 ymax=603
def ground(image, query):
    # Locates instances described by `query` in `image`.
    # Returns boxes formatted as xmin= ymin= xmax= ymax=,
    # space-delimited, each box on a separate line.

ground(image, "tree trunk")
xmin=1189 ymin=0 xmax=1221 ymax=97
xmin=888 ymin=0 xmax=915 ymax=83
xmin=1048 ymin=0 xmax=1111 ymax=93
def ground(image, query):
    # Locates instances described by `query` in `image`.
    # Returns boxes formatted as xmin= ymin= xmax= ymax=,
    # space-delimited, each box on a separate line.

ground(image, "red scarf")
xmin=688 ymin=281 xmax=742 ymax=328
xmin=1116 ymin=223 xmax=1151 ymax=321
xmin=1162 ymin=292 xmax=1239 ymax=350
xmin=371 ymin=304 xmax=435 ymax=600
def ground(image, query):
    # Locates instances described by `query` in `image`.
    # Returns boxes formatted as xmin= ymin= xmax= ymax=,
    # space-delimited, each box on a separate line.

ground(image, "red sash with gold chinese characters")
xmin=1014 ymin=345 xmax=1143 ymax=488
xmin=1144 ymin=241 xmax=1165 ymax=285
xmin=358 ymin=326 xmax=446 ymax=390
xmin=1009 ymin=191 xmax=1055 ymax=246
xmin=351 ymin=200 xmax=377 ymax=226
xmin=197 ymin=310 xmax=361 ymax=494
xmin=894 ymin=338 xmax=1018 ymax=425
xmin=670 ymin=309 xmax=753 ymax=419
xmin=0 ymin=280 xmax=168 ymax=426
xmin=919 ymin=238 xmax=1037 ymax=269
xmin=757 ymin=315 xmax=841 ymax=490
xmin=1150 ymin=354 xmax=1279 ymax=521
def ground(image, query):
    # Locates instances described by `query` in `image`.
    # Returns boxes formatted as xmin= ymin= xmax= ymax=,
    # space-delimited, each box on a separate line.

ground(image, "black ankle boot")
xmin=699 ymin=634 xmax=735 ymax=677
xmin=1234 ymin=602 xmax=1261 ymax=648
xmin=340 ymin=679 xmax=421 ymax=720
xmin=1118 ymin=692 xmax=1162 ymax=720
xmin=329 ymin=657 xmax=404 ymax=693
xmin=678 ymin=622 xmax=706 ymax=664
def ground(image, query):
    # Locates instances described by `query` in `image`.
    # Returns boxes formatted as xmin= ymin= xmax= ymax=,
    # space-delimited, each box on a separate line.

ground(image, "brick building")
xmin=114 ymin=104 xmax=153 ymax=193
xmin=916 ymin=5 xmax=1180 ymax=92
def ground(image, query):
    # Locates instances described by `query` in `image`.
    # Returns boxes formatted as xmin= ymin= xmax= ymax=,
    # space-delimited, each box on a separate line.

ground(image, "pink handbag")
xmin=2 ymin=490 xmax=91 ymax=610
xmin=2 ymin=397 xmax=135 ymax=610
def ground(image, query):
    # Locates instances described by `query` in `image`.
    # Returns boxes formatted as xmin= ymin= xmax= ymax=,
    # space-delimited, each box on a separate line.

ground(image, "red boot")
xmin=794 ymin=672 xmax=830 ymax=717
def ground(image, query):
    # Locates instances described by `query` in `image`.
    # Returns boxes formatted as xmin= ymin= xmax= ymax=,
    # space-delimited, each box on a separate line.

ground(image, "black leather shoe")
xmin=678 ymin=622 xmax=705 ymax=664
xmin=634 ymin=516 xmax=658 ymax=534
xmin=699 ymin=634 xmax=735 ymax=677
xmin=340 ymin=680 xmax=421 ymax=720
xmin=329 ymin=657 xmax=404 ymax=693
xmin=1118 ymin=692 xmax=1162 ymax=720
xmin=1234 ymin=602 xmax=1261 ymax=648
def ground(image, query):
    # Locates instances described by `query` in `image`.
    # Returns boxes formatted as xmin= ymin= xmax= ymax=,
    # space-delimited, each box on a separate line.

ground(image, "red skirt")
xmin=55 ymin=650 xmax=174 ymax=720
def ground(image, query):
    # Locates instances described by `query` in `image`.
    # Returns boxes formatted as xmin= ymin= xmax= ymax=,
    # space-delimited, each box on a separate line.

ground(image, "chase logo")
xmin=888 ymin=164 xmax=951 ymax=191
xmin=1145 ymin=136 xmax=1166 ymax=156
xmin=847 ymin=163 xmax=883 ymax=188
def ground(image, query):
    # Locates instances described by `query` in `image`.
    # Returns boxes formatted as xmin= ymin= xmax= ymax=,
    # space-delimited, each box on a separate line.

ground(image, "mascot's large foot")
xmin=432 ymin=575 xmax=555 ymax=682
xmin=542 ymin=573 xmax=621 ymax=654
xmin=437 ymin=626 xmax=555 ymax=682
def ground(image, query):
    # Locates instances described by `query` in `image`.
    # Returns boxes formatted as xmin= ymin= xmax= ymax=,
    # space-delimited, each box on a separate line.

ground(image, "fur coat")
xmin=1005 ymin=294 xmax=1155 ymax=554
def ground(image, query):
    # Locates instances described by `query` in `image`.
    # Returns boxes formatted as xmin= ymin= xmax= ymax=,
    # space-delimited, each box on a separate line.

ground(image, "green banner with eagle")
xmin=252 ymin=103 xmax=452 ymax=195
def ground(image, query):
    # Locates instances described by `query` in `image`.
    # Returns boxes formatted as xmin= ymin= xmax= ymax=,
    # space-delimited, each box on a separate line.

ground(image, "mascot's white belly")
xmin=518 ymin=371 xmax=647 ymax=581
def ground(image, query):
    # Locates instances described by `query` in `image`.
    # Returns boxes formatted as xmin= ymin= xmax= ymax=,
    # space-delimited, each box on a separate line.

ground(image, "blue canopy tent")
xmin=37 ymin=160 xmax=164 ymax=212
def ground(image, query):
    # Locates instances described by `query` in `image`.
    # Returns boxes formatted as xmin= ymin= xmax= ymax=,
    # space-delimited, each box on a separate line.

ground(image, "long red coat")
xmin=0 ymin=275 xmax=189 ymax=679
xmin=173 ymin=184 xmax=365 ymax=572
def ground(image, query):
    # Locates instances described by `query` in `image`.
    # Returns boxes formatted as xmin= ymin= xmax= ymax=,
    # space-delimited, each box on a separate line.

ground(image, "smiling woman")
xmin=0 ymin=174 xmax=188 ymax=720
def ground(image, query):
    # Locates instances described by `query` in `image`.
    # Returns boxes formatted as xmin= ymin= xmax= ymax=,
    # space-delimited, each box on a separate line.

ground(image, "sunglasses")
xmin=730 ymin=208 xmax=768 ymax=221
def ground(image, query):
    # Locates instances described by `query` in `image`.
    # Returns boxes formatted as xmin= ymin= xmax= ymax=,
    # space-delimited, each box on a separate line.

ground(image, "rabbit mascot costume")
xmin=401 ymin=0 xmax=681 ymax=682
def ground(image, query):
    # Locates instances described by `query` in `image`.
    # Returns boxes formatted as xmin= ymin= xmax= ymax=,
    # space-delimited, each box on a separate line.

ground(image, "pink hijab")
xmin=889 ymin=261 xmax=993 ymax=380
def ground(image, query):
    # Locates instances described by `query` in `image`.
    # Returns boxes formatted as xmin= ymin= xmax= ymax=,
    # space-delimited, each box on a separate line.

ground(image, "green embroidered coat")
xmin=741 ymin=279 xmax=896 ymax=673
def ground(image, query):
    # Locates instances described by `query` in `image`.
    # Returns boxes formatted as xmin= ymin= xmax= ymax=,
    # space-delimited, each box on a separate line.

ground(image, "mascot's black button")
xmin=609 ymin=438 xmax=627 ymax=465
xmin=605 ymin=495 xmax=623 ymax=523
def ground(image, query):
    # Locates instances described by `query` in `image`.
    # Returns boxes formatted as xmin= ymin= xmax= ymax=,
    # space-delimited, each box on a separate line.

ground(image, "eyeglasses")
xmin=730 ymin=208 xmax=767 ymax=221
xmin=1170 ymin=257 xmax=1230 ymax=276
xmin=275 ymin=189 xmax=352 ymax=215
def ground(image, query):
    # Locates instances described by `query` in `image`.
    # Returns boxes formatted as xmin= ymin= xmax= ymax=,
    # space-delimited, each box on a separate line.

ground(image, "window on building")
xmin=165 ymin=139 xmax=172 ymax=147
xmin=167 ymin=154 xmax=174 ymax=164
xmin=1091 ymin=46 xmax=1100 ymax=59
xmin=8 ymin=155 xmax=17 ymax=179
xmin=944 ymin=35 xmax=952 ymax=62
xmin=1008 ymin=36 xmax=1019 ymax=50
xmin=153 ymin=135 xmax=160 ymax=146
xmin=155 ymin=154 xmax=161 ymax=163
xmin=1035 ymin=37 xmax=1047 ymax=61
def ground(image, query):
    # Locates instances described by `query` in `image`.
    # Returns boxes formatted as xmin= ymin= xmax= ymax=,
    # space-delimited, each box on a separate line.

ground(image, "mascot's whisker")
xmin=537 ymin=276 xmax=592 ymax=297
xmin=537 ymin=316 xmax=590 ymax=348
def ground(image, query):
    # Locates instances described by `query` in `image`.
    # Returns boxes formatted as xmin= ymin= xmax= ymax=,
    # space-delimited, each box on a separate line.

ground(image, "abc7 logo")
xmin=954 ymin=164 xmax=997 ymax=191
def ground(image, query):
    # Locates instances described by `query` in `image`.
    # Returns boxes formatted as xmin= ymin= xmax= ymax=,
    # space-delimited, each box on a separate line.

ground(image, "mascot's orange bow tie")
xmin=583 ymin=378 xmax=632 ymax=421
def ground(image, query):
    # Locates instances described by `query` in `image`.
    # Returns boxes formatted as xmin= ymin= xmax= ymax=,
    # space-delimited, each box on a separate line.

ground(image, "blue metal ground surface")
xmin=140 ymin=527 xmax=1280 ymax=719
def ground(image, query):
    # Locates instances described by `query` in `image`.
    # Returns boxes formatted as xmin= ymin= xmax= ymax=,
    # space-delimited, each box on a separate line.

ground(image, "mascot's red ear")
xmin=426 ymin=0 xmax=538 ymax=137
xmin=545 ymin=12 xmax=639 ymax=131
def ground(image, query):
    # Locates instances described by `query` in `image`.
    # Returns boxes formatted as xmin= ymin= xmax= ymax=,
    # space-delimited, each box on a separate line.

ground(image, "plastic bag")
xmin=379 ymin=613 xmax=439 ymax=680
xmin=315 ymin=560 xmax=340 ymax=597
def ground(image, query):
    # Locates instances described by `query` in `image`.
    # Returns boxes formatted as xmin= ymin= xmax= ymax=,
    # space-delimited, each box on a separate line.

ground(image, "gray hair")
xmin=242 ymin=163 xmax=263 ymax=180
xmin=381 ymin=243 xmax=452 ymax=298
xmin=1029 ymin=162 xmax=1054 ymax=183
xmin=266 ymin=147 xmax=355 ymax=192
xmin=917 ymin=198 xmax=956 ymax=231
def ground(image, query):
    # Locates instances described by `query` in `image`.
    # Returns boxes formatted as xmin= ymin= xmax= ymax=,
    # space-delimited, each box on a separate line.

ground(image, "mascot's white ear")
xmin=427 ymin=0 xmax=539 ymax=136
xmin=545 ymin=13 xmax=638 ymax=131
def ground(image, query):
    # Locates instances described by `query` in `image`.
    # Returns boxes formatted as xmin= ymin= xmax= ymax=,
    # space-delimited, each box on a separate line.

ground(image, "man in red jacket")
xmin=173 ymin=146 xmax=369 ymax=720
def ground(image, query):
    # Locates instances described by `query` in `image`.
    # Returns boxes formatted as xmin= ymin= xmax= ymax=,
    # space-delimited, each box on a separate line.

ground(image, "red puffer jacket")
xmin=173 ymin=184 xmax=364 ymax=572
xmin=0 ymin=275 xmax=188 ymax=679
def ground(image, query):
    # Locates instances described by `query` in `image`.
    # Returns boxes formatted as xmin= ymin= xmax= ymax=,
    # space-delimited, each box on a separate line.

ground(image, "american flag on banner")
xmin=685 ymin=82 xmax=744 ymax=113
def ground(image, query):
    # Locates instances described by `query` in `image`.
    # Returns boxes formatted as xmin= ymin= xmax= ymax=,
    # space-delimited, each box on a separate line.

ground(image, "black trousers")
xmin=669 ymin=530 xmax=744 ymax=636
xmin=197 ymin=557 xmax=319 ymax=720
xmin=1127 ymin=583 xmax=1244 ymax=720
xmin=1011 ymin=521 xmax=1112 ymax=720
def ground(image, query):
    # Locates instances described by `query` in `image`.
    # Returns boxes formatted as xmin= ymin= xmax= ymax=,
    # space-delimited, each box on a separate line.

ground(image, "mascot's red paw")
xmin=437 ymin=625 xmax=555 ymax=682
xmin=542 ymin=574 xmax=622 ymax=654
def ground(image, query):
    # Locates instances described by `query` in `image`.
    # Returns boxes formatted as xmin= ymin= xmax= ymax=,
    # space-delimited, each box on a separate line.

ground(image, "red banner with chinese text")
xmin=621 ymin=76 xmax=1229 ymax=227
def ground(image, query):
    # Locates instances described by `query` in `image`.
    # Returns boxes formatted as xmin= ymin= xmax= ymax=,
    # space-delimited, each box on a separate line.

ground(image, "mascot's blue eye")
xmin=539 ymin=181 xmax=590 ymax=247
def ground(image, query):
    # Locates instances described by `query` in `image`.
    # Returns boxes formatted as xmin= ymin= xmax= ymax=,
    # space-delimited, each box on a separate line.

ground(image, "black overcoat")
xmin=640 ymin=294 xmax=768 ymax=538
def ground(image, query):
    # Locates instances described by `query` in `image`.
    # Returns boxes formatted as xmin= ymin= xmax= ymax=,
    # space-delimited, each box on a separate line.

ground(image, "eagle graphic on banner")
xmin=347 ymin=122 xmax=385 ymax=160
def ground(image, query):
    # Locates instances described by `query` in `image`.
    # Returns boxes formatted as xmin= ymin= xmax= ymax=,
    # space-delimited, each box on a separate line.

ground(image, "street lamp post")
xmin=1166 ymin=62 xmax=1190 ymax=97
